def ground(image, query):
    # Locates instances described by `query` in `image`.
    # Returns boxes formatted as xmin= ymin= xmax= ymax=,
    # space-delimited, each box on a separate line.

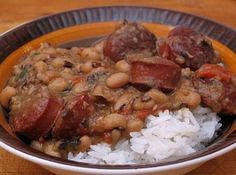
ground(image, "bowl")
xmin=0 ymin=6 xmax=235 ymax=175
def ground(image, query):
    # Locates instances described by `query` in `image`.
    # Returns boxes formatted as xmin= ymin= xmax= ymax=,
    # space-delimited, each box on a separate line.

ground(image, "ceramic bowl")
xmin=0 ymin=6 xmax=235 ymax=175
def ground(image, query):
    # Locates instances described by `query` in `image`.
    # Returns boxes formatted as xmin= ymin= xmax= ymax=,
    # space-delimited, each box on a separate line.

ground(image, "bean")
xmin=106 ymin=72 xmax=129 ymax=89
xmin=34 ymin=61 xmax=48 ymax=72
xmin=42 ymin=47 xmax=57 ymax=57
xmin=115 ymin=60 xmax=131 ymax=73
xmin=111 ymin=129 xmax=121 ymax=145
xmin=127 ymin=119 xmax=144 ymax=132
xmin=56 ymin=48 xmax=69 ymax=54
xmin=92 ymin=113 xmax=127 ymax=132
xmin=72 ymin=82 xmax=88 ymax=94
xmin=48 ymin=78 xmax=69 ymax=92
xmin=94 ymin=41 xmax=104 ymax=53
xmin=133 ymin=96 xmax=155 ymax=110
xmin=70 ymin=47 xmax=81 ymax=54
xmin=75 ymin=63 xmax=82 ymax=72
xmin=81 ymin=61 xmax=103 ymax=74
xmin=145 ymin=89 xmax=169 ymax=104
xmin=46 ymin=70 xmax=59 ymax=80
xmin=52 ymin=58 xmax=64 ymax=68
xmin=103 ymin=113 xmax=127 ymax=130
xmin=174 ymin=89 xmax=201 ymax=109
xmin=92 ymin=85 xmax=115 ymax=102
xmin=43 ymin=141 xmax=61 ymax=158
xmin=0 ymin=86 xmax=17 ymax=108
xmin=13 ymin=65 xmax=21 ymax=75
xmin=32 ymin=53 xmax=48 ymax=62
xmin=81 ymin=48 xmax=100 ymax=60
xmin=31 ymin=141 xmax=43 ymax=152
xmin=78 ymin=135 xmax=92 ymax=152
xmin=181 ymin=68 xmax=192 ymax=77
xmin=81 ymin=62 xmax=93 ymax=73
xmin=114 ymin=93 xmax=134 ymax=112
xmin=60 ymin=68 xmax=74 ymax=79
xmin=37 ymin=72 xmax=50 ymax=84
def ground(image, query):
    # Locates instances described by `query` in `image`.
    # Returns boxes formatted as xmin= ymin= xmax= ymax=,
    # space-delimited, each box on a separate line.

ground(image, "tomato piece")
xmin=52 ymin=93 xmax=94 ymax=138
xmin=130 ymin=57 xmax=181 ymax=90
xmin=136 ymin=109 xmax=153 ymax=121
xmin=196 ymin=64 xmax=231 ymax=82
xmin=102 ymin=132 xmax=113 ymax=144
xmin=71 ymin=76 xmax=84 ymax=86
xmin=193 ymin=64 xmax=236 ymax=115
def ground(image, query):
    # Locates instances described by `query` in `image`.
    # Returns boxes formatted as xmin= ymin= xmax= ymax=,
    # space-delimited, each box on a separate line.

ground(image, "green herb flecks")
xmin=60 ymin=82 xmax=73 ymax=97
xmin=66 ymin=82 xmax=73 ymax=91
xmin=30 ymin=52 xmax=40 ymax=57
xmin=15 ymin=68 xmax=28 ymax=81
xmin=60 ymin=91 xmax=68 ymax=97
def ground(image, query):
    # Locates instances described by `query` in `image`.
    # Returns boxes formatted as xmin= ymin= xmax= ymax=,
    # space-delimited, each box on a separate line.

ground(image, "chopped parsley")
xmin=15 ymin=68 xmax=28 ymax=81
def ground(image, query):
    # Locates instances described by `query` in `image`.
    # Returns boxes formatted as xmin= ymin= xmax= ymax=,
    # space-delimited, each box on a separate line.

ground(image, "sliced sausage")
xmin=160 ymin=27 xmax=218 ymax=70
xmin=9 ymin=86 xmax=62 ymax=140
xmin=103 ymin=21 xmax=157 ymax=62
xmin=52 ymin=93 xmax=94 ymax=138
xmin=130 ymin=57 xmax=181 ymax=91
xmin=193 ymin=64 xmax=236 ymax=115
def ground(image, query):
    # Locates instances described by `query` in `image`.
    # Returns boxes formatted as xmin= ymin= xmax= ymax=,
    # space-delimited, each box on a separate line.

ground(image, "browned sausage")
xmin=130 ymin=57 xmax=181 ymax=91
xmin=193 ymin=64 xmax=236 ymax=115
xmin=52 ymin=93 xmax=94 ymax=138
xmin=160 ymin=27 xmax=218 ymax=70
xmin=9 ymin=86 xmax=62 ymax=140
xmin=103 ymin=21 xmax=157 ymax=62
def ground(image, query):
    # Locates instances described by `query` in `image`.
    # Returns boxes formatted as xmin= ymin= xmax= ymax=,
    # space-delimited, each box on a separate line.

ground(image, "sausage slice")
xmin=9 ymin=86 xmax=62 ymax=140
xmin=103 ymin=21 xmax=157 ymax=62
xmin=130 ymin=57 xmax=181 ymax=91
xmin=160 ymin=27 xmax=218 ymax=70
xmin=52 ymin=93 xmax=94 ymax=138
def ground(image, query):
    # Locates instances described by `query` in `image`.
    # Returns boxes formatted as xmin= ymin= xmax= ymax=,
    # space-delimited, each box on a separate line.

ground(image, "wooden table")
xmin=0 ymin=0 xmax=235 ymax=175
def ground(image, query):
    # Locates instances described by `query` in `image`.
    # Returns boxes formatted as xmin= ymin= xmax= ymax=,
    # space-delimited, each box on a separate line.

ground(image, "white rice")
xmin=68 ymin=107 xmax=221 ymax=164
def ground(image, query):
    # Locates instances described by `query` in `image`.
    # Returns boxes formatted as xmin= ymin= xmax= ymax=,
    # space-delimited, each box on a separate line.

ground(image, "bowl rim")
xmin=0 ymin=5 xmax=235 ymax=171
xmin=0 ymin=141 xmax=235 ymax=174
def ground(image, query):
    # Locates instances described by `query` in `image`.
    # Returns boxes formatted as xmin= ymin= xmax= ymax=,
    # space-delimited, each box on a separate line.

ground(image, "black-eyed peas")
xmin=81 ymin=62 xmax=93 ymax=73
xmin=72 ymin=82 xmax=88 ymax=94
xmin=103 ymin=113 xmax=127 ymax=130
xmin=78 ymin=135 xmax=92 ymax=152
xmin=0 ymin=86 xmax=17 ymax=108
xmin=133 ymin=96 xmax=156 ymax=110
xmin=34 ymin=61 xmax=48 ymax=72
xmin=111 ymin=129 xmax=121 ymax=145
xmin=48 ymin=78 xmax=69 ymax=92
xmin=81 ymin=47 xmax=101 ymax=60
xmin=93 ymin=41 xmax=104 ymax=53
xmin=115 ymin=60 xmax=131 ymax=73
xmin=106 ymin=72 xmax=129 ymax=89
xmin=114 ymin=92 xmax=136 ymax=112
xmin=145 ymin=89 xmax=169 ymax=104
xmin=52 ymin=58 xmax=65 ymax=68
xmin=127 ymin=119 xmax=144 ymax=132
xmin=92 ymin=113 xmax=127 ymax=133
xmin=60 ymin=68 xmax=74 ymax=79
xmin=31 ymin=140 xmax=43 ymax=152
xmin=92 ymin=84 xmax=115 ymax=102
xmin=174 ymin=89 xmax=201 ymax=109
xmin=42 ymin=140 xmax=61 ymax=158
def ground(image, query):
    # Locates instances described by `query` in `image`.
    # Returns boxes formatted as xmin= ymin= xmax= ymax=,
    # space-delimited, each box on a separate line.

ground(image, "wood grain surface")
xmin=0 ymin=0 xmax=235 ymax=175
